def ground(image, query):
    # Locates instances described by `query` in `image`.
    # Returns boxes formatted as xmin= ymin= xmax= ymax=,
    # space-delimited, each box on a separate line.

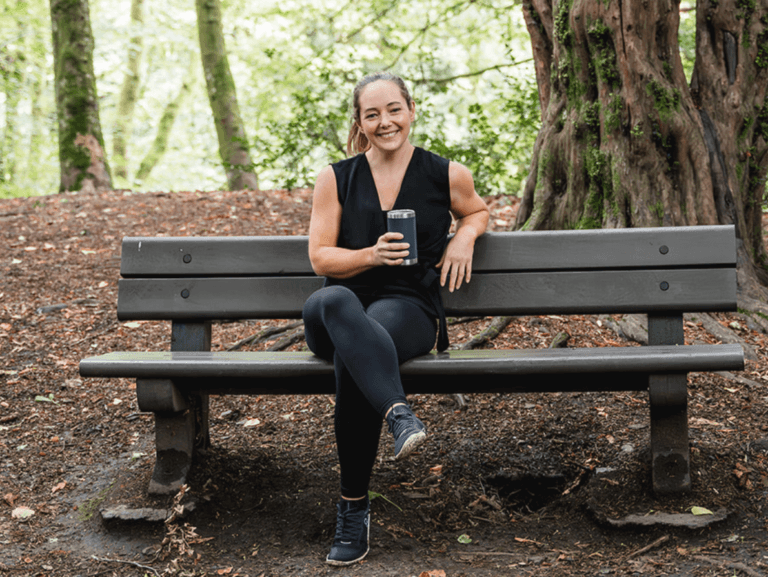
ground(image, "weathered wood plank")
xmin=80 ymin=344 xmax=745 ymax=382
xmin=116 ymin=268 xmax=737 ymax=320
xmin=119 ymin=225 xmax=737 ymax=277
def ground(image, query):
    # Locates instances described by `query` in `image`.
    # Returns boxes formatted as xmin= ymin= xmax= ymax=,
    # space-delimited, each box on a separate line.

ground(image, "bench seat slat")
xmin=116 ymin=268 xmax=737 ymax=320
xmin=120 ymin=225 xmax=736 ymax=277
xmin=80 ymin=344 xmax=744 ymax=381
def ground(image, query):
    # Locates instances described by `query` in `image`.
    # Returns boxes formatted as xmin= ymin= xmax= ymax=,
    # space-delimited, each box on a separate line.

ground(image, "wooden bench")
xmin=79 ymin=225 xmax=745 ymax=496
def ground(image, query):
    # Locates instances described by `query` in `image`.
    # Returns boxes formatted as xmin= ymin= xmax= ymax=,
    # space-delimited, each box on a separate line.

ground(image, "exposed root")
xmin=227 ymin=321 xmax=303 ymax=351
xmin=266 ymin=326 xmax=306 ymax=351
xmin=458 ymin=316 xmax=514 ymax=350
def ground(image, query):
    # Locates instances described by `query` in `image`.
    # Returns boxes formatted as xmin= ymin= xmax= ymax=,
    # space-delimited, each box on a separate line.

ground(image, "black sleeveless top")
xmin=325 ymin=146 xmax=452 ymax=351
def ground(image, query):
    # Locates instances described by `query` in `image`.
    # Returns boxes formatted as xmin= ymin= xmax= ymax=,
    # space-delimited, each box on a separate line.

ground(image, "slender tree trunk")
xmin=1 ymin=61 xmax=21 ymax=184
xmin=134 ymin=67 xmax=194 ymax=185
xmin=196 ymin=0 xmax=258 ymax=191
xmin=112 ymin=0 xmax=144 ymax=182
xmin=49 ymin=0 xmax=111 ymax=193
xmin=519 ymin=0 xmax=767 ymax=297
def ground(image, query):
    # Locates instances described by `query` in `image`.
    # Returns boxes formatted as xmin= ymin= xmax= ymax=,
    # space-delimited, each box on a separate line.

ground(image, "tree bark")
xmin=195 ymin=0 xmax=258 ymax=191
xmin=691 ymin=0 xmax=768 ymax=292
xmin=49 ymin=0 xmax=111 ymax=193
xmin=519 ymin=0 xmax=768 ymax=297
xmin=112 ymin=0 xmax=144 ymax=182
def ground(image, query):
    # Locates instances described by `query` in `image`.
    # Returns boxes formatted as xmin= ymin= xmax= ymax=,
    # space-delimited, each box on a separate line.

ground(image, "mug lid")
xmin=387 ymin=209 xmax=415 ymax=219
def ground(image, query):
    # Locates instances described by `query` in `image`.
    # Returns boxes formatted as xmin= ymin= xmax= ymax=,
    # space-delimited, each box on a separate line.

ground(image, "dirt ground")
xmin=2 ymin=188 xmax=768 ymax=577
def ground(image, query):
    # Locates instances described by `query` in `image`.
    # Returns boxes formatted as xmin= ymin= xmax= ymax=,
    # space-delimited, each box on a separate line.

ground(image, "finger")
xmin=455 ymin=263 xmax=466 ymax=291
xmin=449 ymin=263 xmax=460 ymax=292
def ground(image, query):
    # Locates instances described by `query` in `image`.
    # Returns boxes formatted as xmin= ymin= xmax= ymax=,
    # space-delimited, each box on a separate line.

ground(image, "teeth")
xmin=379 ymin=131 xmax=398 ymax=139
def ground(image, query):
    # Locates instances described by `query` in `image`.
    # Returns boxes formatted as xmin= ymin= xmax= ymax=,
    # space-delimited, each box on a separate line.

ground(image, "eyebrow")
xmin=363 ymin=101 xmax=403 ymax=113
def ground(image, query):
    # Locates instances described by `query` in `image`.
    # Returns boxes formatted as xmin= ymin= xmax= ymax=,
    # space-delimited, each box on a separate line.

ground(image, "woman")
xmin=303 ymin=72 xmax=489 ymax=566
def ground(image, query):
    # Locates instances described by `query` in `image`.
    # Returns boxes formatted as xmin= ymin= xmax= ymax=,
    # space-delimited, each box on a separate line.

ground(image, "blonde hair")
xmin=346 ymin=72 xmax=413 ymax=156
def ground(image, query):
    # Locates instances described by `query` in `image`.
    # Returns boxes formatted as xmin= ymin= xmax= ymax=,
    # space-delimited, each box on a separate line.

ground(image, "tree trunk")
xmin=195 ymin=0 xmax=258 ymax=191
xmin=691 ymin=0 xmax=768 ymax=292
xmin=49 ymin=0 xmax=111 ymax=193
xmin=519 ymin=0 xmax=768 ymax=297
xmin=134 ymin=67 xmax=194 ymax=185
xmin=112 ymin=0 xmax=144 ymax=183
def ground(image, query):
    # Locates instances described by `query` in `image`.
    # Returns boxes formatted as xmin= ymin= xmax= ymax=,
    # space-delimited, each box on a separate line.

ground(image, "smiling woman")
xmin=302 ymin=71 xmax=489 ymax=566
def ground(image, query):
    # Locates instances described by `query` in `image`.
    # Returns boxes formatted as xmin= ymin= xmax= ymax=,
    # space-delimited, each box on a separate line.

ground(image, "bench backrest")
xmin=117 ymin=225 xmax=737 ymax=320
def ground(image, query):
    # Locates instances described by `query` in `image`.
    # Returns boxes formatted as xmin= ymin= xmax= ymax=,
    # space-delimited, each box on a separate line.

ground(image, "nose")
xmin=379 ymin=112 xmax=392 ymax=126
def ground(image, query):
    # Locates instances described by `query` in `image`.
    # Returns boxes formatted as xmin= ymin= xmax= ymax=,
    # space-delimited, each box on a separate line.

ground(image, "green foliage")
xmin=645 ymin=80 xmax=681 ymax=121
xmin=0 ymin=0 xmax=713 ymax=199
xmin=586 ymin=19 xmax=620 ymax=90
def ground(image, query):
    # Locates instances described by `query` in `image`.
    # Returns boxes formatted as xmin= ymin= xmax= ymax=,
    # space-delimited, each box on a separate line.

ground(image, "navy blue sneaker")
xmin=326 ymin=497 xmax=370 ymax=566
xmin=386 ymin=404 xmax=427 ymax=460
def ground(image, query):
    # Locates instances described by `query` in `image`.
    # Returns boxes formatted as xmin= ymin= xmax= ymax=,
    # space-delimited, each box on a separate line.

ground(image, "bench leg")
xmin=649 ymin=373 xmax=691 ymax=493
xmin=142 ymin=322 xmax=213 ymax=495
xmin=149 ymin=410 xmax=196 ymax=495
xmin=138 ymin=378 xmax=209 ymax=495
xmin=647 ymin=313 xmax=690 ymax=493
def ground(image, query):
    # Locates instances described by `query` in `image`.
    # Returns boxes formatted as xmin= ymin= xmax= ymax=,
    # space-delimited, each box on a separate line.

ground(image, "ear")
xmin=410 ymin=101 xmax=416 ymax=121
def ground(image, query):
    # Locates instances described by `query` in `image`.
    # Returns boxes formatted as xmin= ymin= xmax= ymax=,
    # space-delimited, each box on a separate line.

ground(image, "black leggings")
xmin=303 ymin=285 xmax=437 ymax=498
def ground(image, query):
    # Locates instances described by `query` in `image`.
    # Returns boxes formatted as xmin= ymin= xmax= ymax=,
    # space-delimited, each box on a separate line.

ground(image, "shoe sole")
xmin=325 ymin=546 xmax=370 ymax=566
xmin=394 ymin=429 xmax=427 ymax=461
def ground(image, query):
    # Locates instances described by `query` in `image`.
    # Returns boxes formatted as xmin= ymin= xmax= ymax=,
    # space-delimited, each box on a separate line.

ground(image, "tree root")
xmin=459 ymin=316 xmax=514 ymax=350
xmin=267 ymin=326 xmax=305 ymax=351
xmin=227 ymin=321 xmax=303 ymax=351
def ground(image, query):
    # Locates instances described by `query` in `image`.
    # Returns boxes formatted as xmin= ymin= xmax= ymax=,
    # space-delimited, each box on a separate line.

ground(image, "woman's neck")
xmin=365 ymin=141 xmax=415 ymax=169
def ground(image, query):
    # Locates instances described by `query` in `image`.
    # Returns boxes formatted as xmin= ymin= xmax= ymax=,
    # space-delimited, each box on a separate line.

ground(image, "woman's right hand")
xmin=372 ymin=232 xmax=410 ymax=267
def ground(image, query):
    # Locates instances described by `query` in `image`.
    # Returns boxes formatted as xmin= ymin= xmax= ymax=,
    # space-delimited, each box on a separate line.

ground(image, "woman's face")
xmin=357 ymin=80 xmax=415 ymax=154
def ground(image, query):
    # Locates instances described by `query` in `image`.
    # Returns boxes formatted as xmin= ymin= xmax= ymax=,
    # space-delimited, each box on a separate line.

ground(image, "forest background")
xmin=0 ymin=0 xmax=698 ymax=199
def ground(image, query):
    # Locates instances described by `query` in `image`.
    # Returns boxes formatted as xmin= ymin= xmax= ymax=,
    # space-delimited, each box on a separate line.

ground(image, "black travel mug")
xmin=386 ymin=209 xmax=418 ymax=266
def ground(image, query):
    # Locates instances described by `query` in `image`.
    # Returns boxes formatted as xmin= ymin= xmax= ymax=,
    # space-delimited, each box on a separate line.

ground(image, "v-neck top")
xmin=326 ymin=146 xmax=452 ymax=351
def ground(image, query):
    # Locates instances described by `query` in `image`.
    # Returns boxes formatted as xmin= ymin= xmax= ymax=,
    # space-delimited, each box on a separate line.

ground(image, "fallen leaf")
xmin=123 ymin=322 xmax=142 ymax=328
xmin=97 ymin=281 xmax=108 ymax=288
xmin=691 ymin=506 xmax=713 ymax=516
xmin=457 ymin=534 xmax=472 ymax=544
xmin=242 ymin=418 xmax=261 ymax=427
xmin=34 ymin=394 xmax=58 ymax=404
xmin=3 ymin=493 xmax=16 ymax=507
xmin=419 ymin=571 xmax=447 ymax=577
xmin=216 ymin=569 xmax=233 ymax=575
xmin=12 ymin=506 xmax=35 ymax=520
xmin=52 ymin=481 xmax=66 ymax=494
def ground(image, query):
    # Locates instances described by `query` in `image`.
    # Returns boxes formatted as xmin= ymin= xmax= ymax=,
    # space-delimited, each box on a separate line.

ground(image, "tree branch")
xmin=411 ymin=60 xmax=533 ymax=85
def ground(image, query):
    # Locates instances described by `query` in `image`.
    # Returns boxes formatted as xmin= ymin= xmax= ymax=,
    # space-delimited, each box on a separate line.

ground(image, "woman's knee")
xmin=303 ymin=286 xmax=360 ymax=323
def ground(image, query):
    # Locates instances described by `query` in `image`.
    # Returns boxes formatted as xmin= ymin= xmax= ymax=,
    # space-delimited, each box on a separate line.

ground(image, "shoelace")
xmin=387 ymin=410 xmax=418 ymax=439
xmin=334 ymin=504 xmax=367 ymax=543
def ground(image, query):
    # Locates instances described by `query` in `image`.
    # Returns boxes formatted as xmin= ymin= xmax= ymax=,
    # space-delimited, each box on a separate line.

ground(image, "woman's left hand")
xmin=436 ymin=234 xmax=475 ymax=292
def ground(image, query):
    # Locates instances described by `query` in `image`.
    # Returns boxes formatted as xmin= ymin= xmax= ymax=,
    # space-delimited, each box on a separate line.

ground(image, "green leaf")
xmin=457 ymin=534 xmax=472 ymax=544
xmin=368 ymin=490 xmax=402 ymax=512
xmin=34 ymin=394 xmax=58 ymax=404
xmin=691 ymin=506 xmax=714 ymax=516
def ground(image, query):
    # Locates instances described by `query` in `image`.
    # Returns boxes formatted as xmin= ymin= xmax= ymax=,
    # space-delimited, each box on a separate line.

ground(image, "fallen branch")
xmin=459 ymin=316 xmax=514 ymax=350
xmin=227 ymin=321 xmax=303 ymax=351
xmin=626 ymin=535 xmax=669 ymax=559
xmin=90 ymin=555 xmax=160 ymax=576
xmin=693 ymin=555 xmax=762 ymax=577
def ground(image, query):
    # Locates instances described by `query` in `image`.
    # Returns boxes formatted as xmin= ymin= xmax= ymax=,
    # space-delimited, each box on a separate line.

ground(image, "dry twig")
xmin=626 ymin=535 xmax=669 ymax=559
xmin=91 ymin=555 xmax=160 ymax=576
xmin=693 ymin=555 xmax=762 ymax=577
